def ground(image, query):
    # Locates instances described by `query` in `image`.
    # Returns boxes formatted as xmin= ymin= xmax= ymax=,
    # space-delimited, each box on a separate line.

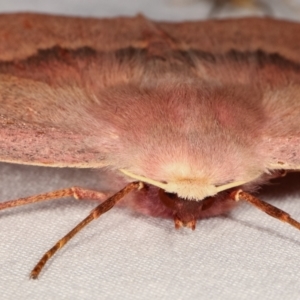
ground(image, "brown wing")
xmin=1 ymin=14 xmax=300 ymax=172
xmin=0 ymin=73 xmax=106 ymax=167
xmin=0 ymin=14 xmax=158 ymax=167
xmin=0 ymin=13 xmax=196 ymax=168
xmin=0 ymin=13 xmax=153 ymax=61
xmin=158 ymin=18 xmax=300 ymax=63
xmin=159 ymin=18 xmax=300 ymax=171
xmin=2 ymin=15 xmax=299 ymax=62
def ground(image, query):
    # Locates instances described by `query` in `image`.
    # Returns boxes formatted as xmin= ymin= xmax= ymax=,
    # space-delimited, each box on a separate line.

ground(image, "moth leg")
xmin=231 ymin=189 xmax=300 ymax=231
xmin=0 ymin=186 xmax=109 ymax=211
xmin=30 ymin=181 xmax=143 ymax=279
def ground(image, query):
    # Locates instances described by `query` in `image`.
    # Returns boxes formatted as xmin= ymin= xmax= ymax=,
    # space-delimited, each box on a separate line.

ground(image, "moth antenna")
xmin=30 ymin=181 xmax=143 ymax=279
xmin=232 ymin=190 xmax=300 ymax=231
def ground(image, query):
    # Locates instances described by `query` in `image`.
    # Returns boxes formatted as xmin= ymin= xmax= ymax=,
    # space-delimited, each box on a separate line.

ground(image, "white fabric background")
xmin=1 ymin=1 xmax=300 ymax=299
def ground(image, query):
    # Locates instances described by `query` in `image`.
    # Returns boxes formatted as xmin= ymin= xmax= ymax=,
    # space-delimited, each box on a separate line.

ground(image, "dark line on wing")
xmin=0 ymin=46 xmax=299 ymax=78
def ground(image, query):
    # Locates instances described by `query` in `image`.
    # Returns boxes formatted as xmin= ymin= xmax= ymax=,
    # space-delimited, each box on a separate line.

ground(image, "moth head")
xmin=120 ymin=168 xmax=252 ymax=200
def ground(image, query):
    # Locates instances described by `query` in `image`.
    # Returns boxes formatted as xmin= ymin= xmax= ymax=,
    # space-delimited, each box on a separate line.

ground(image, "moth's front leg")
xmin=0 ymin=186 xmax=109 ymax=211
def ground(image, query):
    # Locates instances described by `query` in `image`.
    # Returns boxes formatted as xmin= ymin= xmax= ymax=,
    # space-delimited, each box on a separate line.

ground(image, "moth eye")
xmin=158 ymin=189 xmax=179 ymax=210
xmin=165 ymin=192 xmax=177 ymax=199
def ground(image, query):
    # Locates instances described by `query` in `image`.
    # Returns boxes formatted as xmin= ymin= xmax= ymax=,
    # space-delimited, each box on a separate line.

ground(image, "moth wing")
xmin=0 ymin=14 xmax=159 ymax=168
xmin=259 ymin=84 xmax=300 ymax=172
xmin=160 ymin=18 xmax=300 ymax=172
xmin=1 ymin=15 xmax=300 ymax=172
xmin=159 ymin=17 xmax=300 ymax=63
xmin=0 ymin=74 xmax=108 ymax=168
xmin=0 ymin=13 xmax=151 ymax=61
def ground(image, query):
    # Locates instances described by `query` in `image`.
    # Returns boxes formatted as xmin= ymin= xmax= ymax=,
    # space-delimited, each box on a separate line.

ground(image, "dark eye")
xmin=159 ymin=189 xmax=179 ymax=210
xmin=165 ymin=192 xmax=177 ymax=199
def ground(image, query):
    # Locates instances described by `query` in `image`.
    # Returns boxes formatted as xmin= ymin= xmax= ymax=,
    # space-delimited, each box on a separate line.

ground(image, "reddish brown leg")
xmin=231 ymin=189 xmax=300 ymax=230
xmin=0 ymin=186 xmax=109 ymax=211
xmin=30 ymin=181 xmax=143 ymax=279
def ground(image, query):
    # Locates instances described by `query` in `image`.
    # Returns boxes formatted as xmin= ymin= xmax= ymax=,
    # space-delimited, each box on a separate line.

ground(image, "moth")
xmin=0 ymin=13 xmax=300 ymax=279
